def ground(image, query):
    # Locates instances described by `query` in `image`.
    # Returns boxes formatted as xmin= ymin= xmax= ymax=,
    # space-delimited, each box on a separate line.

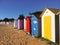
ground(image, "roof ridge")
xmin=47 ymin=8 xmax=60 ymax=14
xmin=47 ymin=8 xmax=60 ymax=10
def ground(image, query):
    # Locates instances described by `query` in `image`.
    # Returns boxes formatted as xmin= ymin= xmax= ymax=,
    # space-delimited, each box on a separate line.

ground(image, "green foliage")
xmin=3 ymin=18 xmax=9 ymax=22
xmin=9 ymin=18 xmax=14 ymax=22
xmin=0 ymin=19 xmax=3 ymax=22
xmin=3 ymin=18 xmax=14 ymax=22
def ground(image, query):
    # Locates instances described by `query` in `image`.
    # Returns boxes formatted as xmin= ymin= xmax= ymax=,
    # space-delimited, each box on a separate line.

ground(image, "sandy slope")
xmin=0 ymin=24 xmax=56 ymax=45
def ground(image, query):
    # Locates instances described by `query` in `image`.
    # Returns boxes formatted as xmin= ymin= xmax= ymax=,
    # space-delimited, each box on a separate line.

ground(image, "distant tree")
xmin=3 ymin=18 xmax=9 ymax=22
xmin=18 ymin=14 xmax=25 ymax=20
xmin=0 ymin=19 xmax=3 ymax=22
xmin=9 ymin=18 xmax=14 ymax=22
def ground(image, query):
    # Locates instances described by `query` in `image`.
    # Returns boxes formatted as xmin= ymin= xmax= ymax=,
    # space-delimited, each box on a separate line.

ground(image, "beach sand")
xmin=0 ymin=24 xmax=56 ymax=45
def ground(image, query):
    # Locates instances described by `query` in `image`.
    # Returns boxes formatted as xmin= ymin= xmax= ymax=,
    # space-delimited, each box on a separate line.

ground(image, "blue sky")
xmin=0 ymin=0 xmax=60 ymax=19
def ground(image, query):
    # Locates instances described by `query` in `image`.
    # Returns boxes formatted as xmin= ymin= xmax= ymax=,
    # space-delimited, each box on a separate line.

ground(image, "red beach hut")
xmin=26 ymin=16 xmax=31 ymax=34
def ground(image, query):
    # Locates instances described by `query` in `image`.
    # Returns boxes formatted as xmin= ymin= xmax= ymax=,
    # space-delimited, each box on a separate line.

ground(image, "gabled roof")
xmin=30 ymin=11 xmax=42 ymax=18
xmin=40 ymin=8 xmax=60 ymax=17
xmin=56 ymin=11 xmax=60 ymax=15
xmin=48 ymin=8 xmax=60 ymax=14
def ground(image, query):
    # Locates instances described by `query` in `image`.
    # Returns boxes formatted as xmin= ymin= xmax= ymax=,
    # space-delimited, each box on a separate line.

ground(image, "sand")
xmin=0 ymin=24 xmax=57 ymax=45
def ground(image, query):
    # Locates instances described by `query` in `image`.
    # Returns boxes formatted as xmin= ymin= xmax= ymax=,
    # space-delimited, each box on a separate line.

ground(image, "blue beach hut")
xmin=30 ymin=11 xmax=42 ymax=37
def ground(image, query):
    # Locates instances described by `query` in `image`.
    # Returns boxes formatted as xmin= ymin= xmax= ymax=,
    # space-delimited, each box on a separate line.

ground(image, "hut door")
xmin=33 ymin=20 xmax=38 ymax=34
xmin=44 ymin=16 xmax=51 ymax=40
xmin=32 ymin=17 xmax=38 ymax=36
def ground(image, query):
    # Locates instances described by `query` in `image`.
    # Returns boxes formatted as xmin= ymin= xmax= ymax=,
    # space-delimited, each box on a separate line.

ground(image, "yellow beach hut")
xmin=40 ymin=8 xmax=60 ymax=43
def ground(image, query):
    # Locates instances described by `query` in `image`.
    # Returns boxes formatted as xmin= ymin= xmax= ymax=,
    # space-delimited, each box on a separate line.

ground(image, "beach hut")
xmin=18 ymin=19 xmax=21 ymax=29
xmin=30 ymin=11 xmax=42 ymax=37
xmin=14 ymin=20 xmax=18 ymax=28
xmin=18 ymin=19 xmax=24 ymax=29
xmin=56 ymin=11 xmax=60 ymax=44
xmin=24 ymin=18 xmax=26 ymax=31
xmin=41 ymin=8 xmax=60 ymax=43
xmin=18 ymin=19 xmax=24 ymax=30
xmin=15 ymin=20 xmax=18 ymax=28
xmin=26 ymin=16 xmax=31 ymax=34
xmin=18 ymin=15 xmax=25 ymax=30
xmin=14 ymin=20 xmax=16 ymax=28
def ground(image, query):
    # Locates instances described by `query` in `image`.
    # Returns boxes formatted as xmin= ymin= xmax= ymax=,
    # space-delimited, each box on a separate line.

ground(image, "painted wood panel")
xmin=24 ymin=19 xmax=26 ymax=30
xmin=44 ymin=16 xmax=51 ymax=40
xmin=59 ymin=15 xmax=60 ymax=44
xmin=55 ymin=15 xmax=59 ymax=43
xmin=31 ymin=15 xmax=41 ymax=37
